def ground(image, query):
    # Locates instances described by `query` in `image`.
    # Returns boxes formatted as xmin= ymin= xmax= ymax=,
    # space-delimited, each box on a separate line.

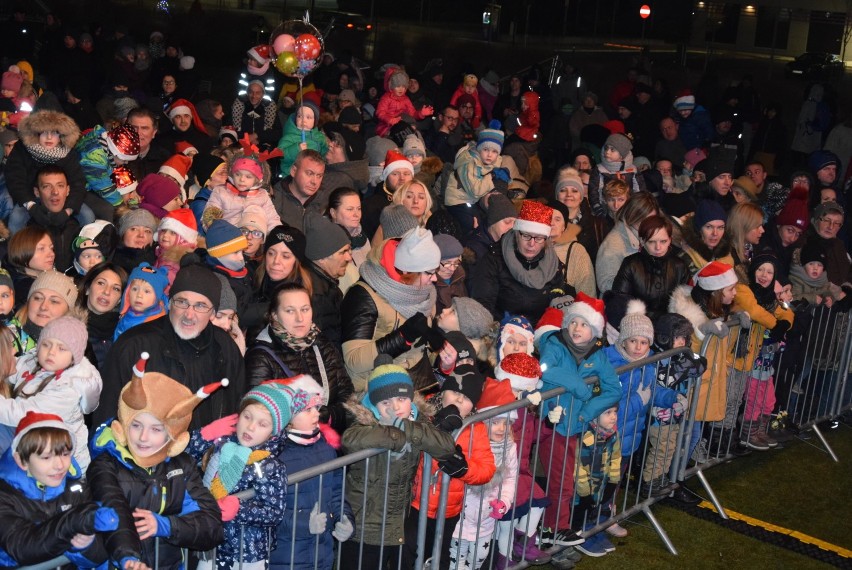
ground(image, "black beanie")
xmin=264 ymin=225 xmax=307 ymax=264
xmin=171 ymin=264 xmax=222 ymax=311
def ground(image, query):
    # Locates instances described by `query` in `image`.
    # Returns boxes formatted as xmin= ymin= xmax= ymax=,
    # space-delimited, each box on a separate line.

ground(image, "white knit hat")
xmin=394 ymin=227 xmax=441 ymax=273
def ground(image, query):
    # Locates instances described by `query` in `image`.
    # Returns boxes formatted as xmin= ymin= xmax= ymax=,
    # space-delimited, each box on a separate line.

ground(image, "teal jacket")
xmin=538 ymin=330 xmax=621 ymax=437
xmin=76 ymin=126 xmax=122 ymax=206
xmin=277 ymin=118 xmax=329 ymax=176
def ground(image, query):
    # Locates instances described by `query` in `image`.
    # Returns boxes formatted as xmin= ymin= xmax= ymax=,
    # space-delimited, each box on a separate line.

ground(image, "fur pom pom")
xmin=319 ymin=422 xmax=341 ymax=450
xmin=626 ymin=298 xmax=647 ymax=316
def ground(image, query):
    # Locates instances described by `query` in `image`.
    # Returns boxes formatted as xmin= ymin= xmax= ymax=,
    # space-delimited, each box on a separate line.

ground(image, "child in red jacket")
xmin=450 ymin=74 xmax=483 ymax=129
xmin=375 ymin=67 xmax=433 ymax=137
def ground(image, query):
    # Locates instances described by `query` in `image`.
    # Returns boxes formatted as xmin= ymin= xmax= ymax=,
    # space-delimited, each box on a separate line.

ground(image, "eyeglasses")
xmin=819 ymin=217 xmax=842 ymax=229
xmin=171 ymin=297 xmax=213 ymax=314
xmin=423 ymin=268 xmax=439 ymax=276
xmin=440 ymin=260 xmax=461 ymax=269
xmin=240 ymin=228 xmax=264 ymax=239
xmin=518 ymin=232 xmax=547 ymax=244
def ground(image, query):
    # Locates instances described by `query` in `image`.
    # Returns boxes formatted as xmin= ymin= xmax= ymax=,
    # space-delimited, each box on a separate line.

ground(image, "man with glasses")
xmin=470 ymin=200 xmax=568 ymax=323
xmin=425 ymin=104 xmax=463 ymax=163
xmin=95 ymin=264 xmax=246 ymax=430
xmin=805 ymin=201 xmax=852 ymax=286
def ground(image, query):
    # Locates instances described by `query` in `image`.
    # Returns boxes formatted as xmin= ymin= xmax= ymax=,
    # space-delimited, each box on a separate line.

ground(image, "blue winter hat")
xmin=123 ymin=262 xmax=170 ymax=310
xmin=693 ymin=199 xmax=727 ymax=231
xmin=206 ymin=219 xmax=248 ymax=259
xmin=496 ymin=314 xmax=534 ymax=361
xmin=363 ymin=359 xmax=417 ymax=420
xmin=242 ymin=383 xmax=295 ymax=435
xmin=477 ymin=127 xmax=504 ymax=153
xmin=808 ymin=149 xmax=839 ymax=174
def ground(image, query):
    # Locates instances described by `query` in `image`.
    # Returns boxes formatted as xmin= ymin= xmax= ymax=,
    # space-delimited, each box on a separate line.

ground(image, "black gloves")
xmin=768 ymin=320 xmax=791 ymax=343
xmin=432 ymin=404 xmax=463 ymax=432
xmin=423 ymin=323 xmax=447 ymax=352
xmin=437 ymin=444 xmax=469 ymax=478
xmin=398 ymin=312 xmax=430 ymax=344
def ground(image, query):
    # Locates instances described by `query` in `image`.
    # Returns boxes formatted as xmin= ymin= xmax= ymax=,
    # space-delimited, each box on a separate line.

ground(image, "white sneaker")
xmin=605 ymin=523 xmax=628 ymax=537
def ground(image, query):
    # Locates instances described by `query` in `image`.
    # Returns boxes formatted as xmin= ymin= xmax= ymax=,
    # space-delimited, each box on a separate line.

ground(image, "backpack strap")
xmin=247 ymin=344 xmax=296 ymax=378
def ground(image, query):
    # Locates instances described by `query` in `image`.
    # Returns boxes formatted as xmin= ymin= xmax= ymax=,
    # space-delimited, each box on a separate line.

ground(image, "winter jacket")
xmin=305 ymin=261 xmax=345 ymax=348
xmin=676 ymin=105 xmax=714 ymax=150
xmin=675 ymin=220 xmax=735 ymax=276
xmin=277 ymin=118 xmax=329 ymax=176
xmin=669 ymin=285 xmax=731 ymax=421
xmin=155 ymin=243 xmax=197 ymax=292
xmin=454 ymin=435 xmax=518 ymax=541
xmin=186 ymin=432 xmax=287 ymax=569
xmin=88 ymin=425 xmax=224 ymax=570
xmin=411 ymin=417 xmax=496 ymax=519
xmin=319 ymin=158 xmax=370 ymax=196
xmin=4 ymin=111 xmax=87 ymax=212
xmin=232 ymin=97 xmax=282 ymax=148
xmin=604 ymin=346 xmax=677 ymax=456
xmin=75 ymin=125 xmax=123 ymax=206
xmin=93 ymin=315 xmax=246 ymax=431
xmin=113 ymin=245 xmax=157 ymax=276
xmin=2 ymin=352 xmax=101 ymax=471
xmin=468 ymin=233 xmax=568 ymax=325
xmin=731 ymin=284 xmax=794 ymax=372
xmin=435 ymin=266 xmax=467 ymax=314
xmin=595 ymin=221 xmax=642 ymax=294
xmin=802 ymin=230 xmax=852 ymax=287
xmin=246 ymin=325 xmax=353 ymax=431
xmin=271 ymin=176 xmax=333 ymax=233
xmin=444 ymin=142 xmax=524 ymax=207
xmin=375 ymin=69 xmax=431 ymax=137
xmin=449 ymin=86 xmax=483 ymax=129
xmin=342 ymin=395 xmax=456 ymax=545
xmin=204 ymin=181 xmax=283 ymax=230
xmin=538 ymin=330 xmax=621 ymax=437
xmin=610 ymin=247 xmax=690 ymax=320
xmin=269 ymin=428 xmax=350 ymax=570
xmin=340 ymin=279 xmax=435 ymax=392
xmin=575 ymin=426 xmax=621 ymax=504
xmin=552 ymin=229 xmax=597 ymax=298
xmin=0 ymin=451 xmax=107 ymax=568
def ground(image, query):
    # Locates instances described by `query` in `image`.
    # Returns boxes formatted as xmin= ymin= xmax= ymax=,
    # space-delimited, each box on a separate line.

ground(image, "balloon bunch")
xmin=244 ymin=14 xmax=323 ymax=80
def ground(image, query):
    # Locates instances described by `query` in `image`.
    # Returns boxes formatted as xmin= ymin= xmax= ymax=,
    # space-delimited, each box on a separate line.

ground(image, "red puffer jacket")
xmin=411 ymin=422 xmax=496 ymax=518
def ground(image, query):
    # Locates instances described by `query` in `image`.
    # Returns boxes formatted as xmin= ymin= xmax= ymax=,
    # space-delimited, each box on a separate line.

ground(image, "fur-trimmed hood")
xmin=344 ymin=392 xmax=434 ymax=427
xmin=678 ymin=217 xmax=731 ymax=263
xmin=420 ymin=155 xmax=444 ymax=175
xmin=668 ymin=284 xmax=710 ymax=341
xmin=18 ymin=110 xmax=81 ymax=148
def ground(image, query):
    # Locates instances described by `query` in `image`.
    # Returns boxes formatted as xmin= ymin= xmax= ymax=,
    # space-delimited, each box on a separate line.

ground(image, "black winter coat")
xmin=306 ymin=262 xmax=344 ymax=348
xmin=94 ymin=316 xmax=246 ymax=430
xmin=27 ymin=209 xmax=81 ymax=272
xmin=4 ymin=144 xmax=87 ymax=212
xmin=610 ymin=248 xmax=690 ymax=321
xmin=245 ymin=325 xmax=353 ymax=431
xmin=113 ymin=245 xmax=157 ymax=275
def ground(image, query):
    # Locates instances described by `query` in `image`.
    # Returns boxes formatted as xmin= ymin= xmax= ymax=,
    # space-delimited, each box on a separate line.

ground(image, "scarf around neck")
xmin=27 ymin=143 xmax=70 ymax=164
xmin=360 ymin=256 xmax=436 ymax=319
xmin=501 ymin=231 xmax=559 ymax=290
xmin=270 ymin=320 xmax=320 ymax=350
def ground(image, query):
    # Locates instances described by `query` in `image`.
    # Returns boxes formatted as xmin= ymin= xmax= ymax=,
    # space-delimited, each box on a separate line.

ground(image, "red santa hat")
xmin=563 ymin=291 xmax=606 ymax=338
xmin=674 ymin=89 xmax=696 ymax=111
xmin=175 ymin=141 xmax=198 ymax=156
xmin=247 ymin=44 xmax=272 ymax=65
xmin=111 ymin=165 xmax=138 ymax=195
xmin=167 ymin=98 xmax=207 ymax=135
xmin=12 ymin=411 xmax=74 ymax=454
xmin=106 ymin=125 xmax=141 ymax=161
xmin=513 ymin=200 xmax=553 ymax=237
xmin=156 ymin=208 xmax=198 ymax=245
xmin=158 ymin=154 xmax=193 ymax=188
xmin=495 ymin=352 xmax=543 ymax=393
xmin=477 ymin=377 xmax=519 ymax=420
xmin=534 ymin=306 xmax=565 ymax=344
xmin=691 ymin=261 xmax=737 ymax=291
xmin=382 ymin=149 xmax=413 ymax=181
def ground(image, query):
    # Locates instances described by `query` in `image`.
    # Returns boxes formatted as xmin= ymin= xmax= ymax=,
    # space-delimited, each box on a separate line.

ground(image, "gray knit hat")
xmin=433 ymin=234 xmax=463 ymax=261
xmin=214 ymin=273 xmax=237 ymax=314
xmin=604 ymin=133 xmax=632 ymax=159
xmin=118 ymin=208 xmax=158 ymax=237
xmin=402 ymin=134 xmax=426 ymax=158
xmin=452 ymin=297 xmax=494 ymax=339
xmin=617 ymin=300 xmax=654 ymax=345
xmin=304 ymin=213 xmax=350 ymax=261
xmin=366 ymin=136 xmax=397 ymax=167
xmin=388 ymin=69 xmax=409 ymax=90
xmin=380 ymin=204 xmax=418 ymax=240
xmin=485 ymin=193 xmax=518 ymax=226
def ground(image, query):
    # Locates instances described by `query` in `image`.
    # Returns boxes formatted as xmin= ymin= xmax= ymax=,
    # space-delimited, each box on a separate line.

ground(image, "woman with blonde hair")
xmin=726 ymin=202 xmax=765 ymax=282
xmin=372 ymin=179 xmax=434 ymax=244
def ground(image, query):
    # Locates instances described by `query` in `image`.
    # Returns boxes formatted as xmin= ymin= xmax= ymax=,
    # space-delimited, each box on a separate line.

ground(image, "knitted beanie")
xmin=463 ymin=73 xmax=478 ymax=87
xmin=812 ymin=200 xmax=844 ymax=221
xmin=206 ymin=220 xmax=248 ymax=259
xmin=495 ymin=352 xmax=542 ymax=392
xmin=617 ymin=300 xmax=654 ymax=346
xmin=775 ymin=186 xmax=809 ymax=231
xmin=604 ymin=133 xmax=632 ymax=159
xmin=157 ymin=208 xmax=198 ymax=245
xmin=239 ymin=205 xmax=268 ymax=236
xmin=0 ymin=268 xmax=12 ymax=292
xmin=693 ymin=199 xmax=727 ymax=230
xmin=193 ymin=153 xmax=226 ymax=188
xmin=304 ymin=213 xmax=350 ymax=261
xmin=39 ymin=316 xmax=88 ymax=365
xmin=563 ymin=291 xmax=606 ymax=338
xmin=264 ymin=225 xmax=307 ymax=264
xmin=695 ymin=154 xmax=734 ymax=182
xmin=367 ymin=363 xmax=414 ymax=406
xmin=394 ymin=227 xmax=441 ymax=273
xmin=12 ymin=411 xmax=74 ymax=455
xmin=28 ymin=271 xmax=77 ymax=308
xmin=366 ymin=137 xmax=397 ymax=167
xmin=289 ymin=387 xmax=324 ymax=418
xmin=486 ymin=193 xmax=518 ymax=226
xmin=242 ymin=383 xmax=294 ymax=435
xmin=1 ymin=66 xmax=23 ymax=93
xmin=808 ymin=149 xmax=839 ymax=173
xmin=800 ymin=240 xmax=827 ymax=267
xmin=653 ymin=313 xmax=694 ymax=351
xmin=171 ymin=264 xmax=222 ymax=311
xmin=477 ymin=128 xmax=504 ymax=153
xmin=119 ymin=208 xmax=158 ymax=237
xmin=380 ymin=204 xmax=418 ymax=240
xmin=402 ymin=134 xmax=426 ymax=158
xmin=554 ymin=173 xmax=585 ymax=198
xmin=452 ymin=297 xmax=494 ymax=339
xmin=733 ymin=175 xmax=759 ymax=200
xmin=138 ymin=173 xmax=180 ymax=218
xmin=441 ymin=363 xmax=485 ymax=406
xmin=214 ymin=274 xmax=238 ymax=313
xmin=339 ymin=106 xmax=363 ymax=126
xmin=124 ymin=262 xmax=170 ymax=310
xmin=388 ymin=69 xmax=409 ymax=90
xmin=231 ymin=156 xmax=263 ymax=182
xmin=433 ymin=234 xmax=463 ymax=261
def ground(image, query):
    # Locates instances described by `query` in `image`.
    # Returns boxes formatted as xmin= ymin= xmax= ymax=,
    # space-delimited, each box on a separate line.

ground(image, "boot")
xmin=759 ymin=414 xmax=778 ymax=448
xmin=740 ymin=421 xmax=769 ymax=451
xmin=512 ymin=529 xmax=552 ymax=565
xmin=493 ymin=552 xmax=509 ymax=570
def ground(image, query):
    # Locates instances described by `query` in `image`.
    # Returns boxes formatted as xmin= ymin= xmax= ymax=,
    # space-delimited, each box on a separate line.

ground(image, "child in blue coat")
xmin=113 ymin=263 xmax=169 ymax=341
xmin=187 ymin=382 xmax=290 ymax=570
xmin=269 ymin=375 xmax=353 ymax=570
xmin=535 ymin=292 xmax=621 ymax=549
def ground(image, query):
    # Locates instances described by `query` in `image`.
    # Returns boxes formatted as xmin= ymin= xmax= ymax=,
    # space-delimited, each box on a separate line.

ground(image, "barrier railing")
xmin=16 ymin=306 xmax=852 ymax=570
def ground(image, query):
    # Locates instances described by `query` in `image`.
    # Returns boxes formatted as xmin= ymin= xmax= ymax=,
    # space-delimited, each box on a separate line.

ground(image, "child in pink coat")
xmin=375 ymin=67 xmax=433 ymax=137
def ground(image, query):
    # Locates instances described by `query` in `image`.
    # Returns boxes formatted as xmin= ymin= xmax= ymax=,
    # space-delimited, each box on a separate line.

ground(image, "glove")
xmin=437 ymin=444 xmax=469 ymax=478
xmin=398 ymin=312 xmax=430 ymax=344
xmin=525 ymin=391 xmax=542 ymax=406
xmin=548 ymin=405 xmax=564 ymax=424
xmin=576 ymin=494 xmax=596 ymax=513
xmin=637 ymin=384 xmax=652 ymax=406
xmin=768 ymin=320 xmax=790 ymax=343
xmin=218 ymin=496 xmax=240 ymax=522
xmin=93 ymin=507 xmax=119 ymax=532
xmin=698 ymin=319 xmax=729 ymax=338
xmin=332 ymin=516 xmax=354 ymax=542
xmin=491 ymin=167 xmax=511 ymax=182
xmin=736 ymin=312 xmax=752 ymax=330
xmin=421 ymin=323 xmax=447 ymax=352
xmin=655 ymin=407 xmax=673 ymax=422
xmin=491 ymin=175 xmax=509 ymax=196
xmin=672 ymin=393 xmax=688 ymax=417
xmin=432 ymin=404 xmax=463 ymax=432
xmin=200 ymin=414 xmax=239 ymax=441
xmin=488 ymin=499 xmax=507 ymax=519
xmin=601 ymin=482 xmax=619 ymax=504
xmin=309 ymin=502 xmax=327 ymax=534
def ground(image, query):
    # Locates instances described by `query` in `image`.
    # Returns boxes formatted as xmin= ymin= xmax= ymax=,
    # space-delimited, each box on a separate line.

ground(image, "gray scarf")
xmin=501 ymin=231 xmax=559 ymax=290
xmin=27 ymin=143 xmax=70 ymax=164
xmin=360 ymin=256 xmax=436 ymax=319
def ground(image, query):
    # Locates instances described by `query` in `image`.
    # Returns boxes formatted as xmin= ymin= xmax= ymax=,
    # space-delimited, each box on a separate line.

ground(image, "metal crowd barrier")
xmin=17 ymin=307 xmax=852 ymax=570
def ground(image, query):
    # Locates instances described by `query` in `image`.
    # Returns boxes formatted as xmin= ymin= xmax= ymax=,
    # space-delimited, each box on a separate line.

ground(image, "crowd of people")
xmin=0 ymin=6 xmax=851 ymax=570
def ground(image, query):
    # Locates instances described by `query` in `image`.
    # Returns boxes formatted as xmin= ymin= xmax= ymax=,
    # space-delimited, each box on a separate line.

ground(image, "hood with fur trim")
xmin=668 ymin=284 xmax=710 ymax=341
xmin=18 ymin=110 xmax=81 ymax=148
